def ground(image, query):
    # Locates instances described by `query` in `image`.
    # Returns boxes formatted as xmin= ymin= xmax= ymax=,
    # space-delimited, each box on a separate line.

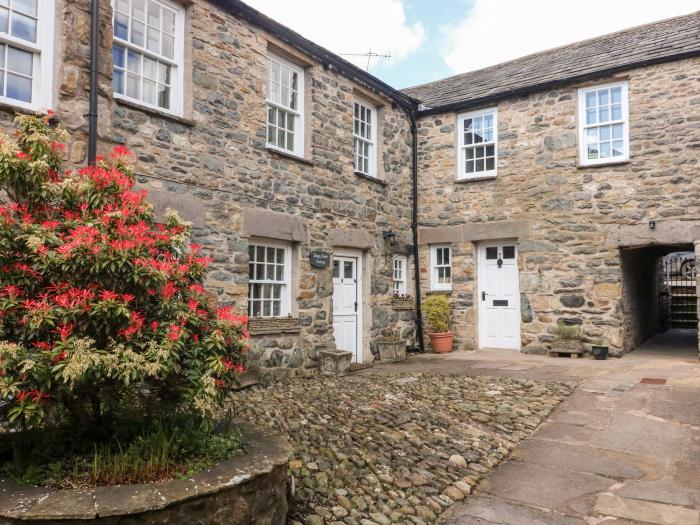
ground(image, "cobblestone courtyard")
xmin=231 ymin=372 xmax=573 ymax=524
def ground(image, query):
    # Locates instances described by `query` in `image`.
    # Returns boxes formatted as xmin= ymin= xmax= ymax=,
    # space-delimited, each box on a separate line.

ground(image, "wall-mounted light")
xmin=382 ymin=230 xmax=396 ymax=245
xmin=649 ymin=220 xmax=656 ymax=230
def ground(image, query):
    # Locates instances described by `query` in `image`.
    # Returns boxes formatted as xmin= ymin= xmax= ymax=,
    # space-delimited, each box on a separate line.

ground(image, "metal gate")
xmin=659 ymin=254 xmax=697 ymax=329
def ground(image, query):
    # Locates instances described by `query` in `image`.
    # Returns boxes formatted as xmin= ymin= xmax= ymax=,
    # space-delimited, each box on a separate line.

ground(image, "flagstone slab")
xmin=594 ymin=493 xmax=699 ymax=525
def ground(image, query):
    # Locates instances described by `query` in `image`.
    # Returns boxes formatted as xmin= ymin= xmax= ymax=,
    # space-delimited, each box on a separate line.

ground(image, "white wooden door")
xmin=332 ymin=255 xmax=361 ymax=362
xmin=478 ymin=241 xmax=521 ymax=349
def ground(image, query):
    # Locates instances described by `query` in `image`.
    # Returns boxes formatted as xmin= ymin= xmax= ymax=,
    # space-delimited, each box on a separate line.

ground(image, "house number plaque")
xmin=309 ymin=250 xmax=331 ymax=268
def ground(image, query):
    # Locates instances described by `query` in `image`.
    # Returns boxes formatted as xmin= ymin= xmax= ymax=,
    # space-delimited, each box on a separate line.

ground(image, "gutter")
xmin=87 ymin=0 xmax=99 ymax=164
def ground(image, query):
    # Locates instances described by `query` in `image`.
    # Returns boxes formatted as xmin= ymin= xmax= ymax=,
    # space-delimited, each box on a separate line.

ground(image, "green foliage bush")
xmin=0 ymin=114 xmax=248 ymax=434
xmin=551 ymin=322 xmax=582 ymax=340
xmin=423 ymin=294 xmax=452 ymax=333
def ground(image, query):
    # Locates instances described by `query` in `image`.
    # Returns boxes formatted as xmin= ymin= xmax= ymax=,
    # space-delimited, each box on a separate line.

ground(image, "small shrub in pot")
xmin=423 ymin=294 xmax=453 ymax=353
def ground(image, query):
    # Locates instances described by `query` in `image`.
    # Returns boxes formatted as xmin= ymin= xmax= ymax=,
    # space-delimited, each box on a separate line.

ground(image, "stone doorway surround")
xmin=607 ymin=220 xmax=700 ymax=360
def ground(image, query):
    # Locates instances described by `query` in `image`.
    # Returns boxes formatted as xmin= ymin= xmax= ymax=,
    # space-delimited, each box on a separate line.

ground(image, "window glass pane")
xmin=485 ymin=157 xmax=495 ymax=170
xmin=143 ymin=78 xmax=156 ymax=104
xmin=157 ymin=84 xmax=170 ymax=109
xmin=143 ymin=56 xmax=157 ymax=79
xmin=147 ymin=1 xmax=161 ymax=27
xmin=6 ymin=73 xmax=30 ymax=102
xmin=436 ymin=249 xmax=442 ymax=266
xmin=475 ymin=159 xmax=484 ymax=172
xmin=147 ymin=26 xmax=160 ymax=53
xmin=444 ymin=267 xmax=451 ymax=282
xmin=13 ymin=0 xmax=37 ymax=16
xmin=131 ymin=20 xmax=145 ymax=46
xmin=0 ymin=8 xmax=8 ymax=33
xmin=126 ymin=73 xmax=139 ymax=98
xmin=132 ymin=0 xmax=145 ymax=21
xmin=162 ymin=33 xmax=174 ymax=59
xmin=587 ymin=144 xmax=598 ymax=160
xmin=112 ymin=44 xmax=125 ymax=68
xmin=486 ymin=247 xmax=497 ymax=259
xmin=612 ymin=140 xmax=624 ymax=157
xmin=162 ymin=8 xmax=175 ymax=33
xmin=7 ymin=46 xmax=31 ymax=75
xmin=465 ymin=160 xmax=474 ymax=173
xmin=585 ymin=91 xmax=596 ymax=109
xmin=344 ymin=261 xmax=353 ymax=279
xmin=611 ymin=104 xmax=622 ymax=121
xmin=465 ymin=148 xmax=474 ymax=160
xmin=333 ymin=261 xmax=340 ymax=278
xmin=272 ymin=301 xmax=280 ymax=316
xmin=600 ymin=142 xmax=611 ymax=158
xmin=114 ymin=11 xmax=128 ymax=39
xmin=158 ymin=62 xmax=170 ymax=84
xmin=586 ymin=108 xmax=596 ymax=125
xmin=115 ymin=0 xmax=129 ymax=13
xmin=443 ymin=248 xmax=450 ymax=265
xmin=503 ymin=246 xmax=515 ymax=259
xmin=598 ymin=106 xmax=609 ymax=123
xmin=600 ymin=126 xmax=610 ymax=141
xmin=611 ymin=86 xmax=621 ymax=104
xmin=10 ymin=12 xmax=36 ymax=42
xmin=127 ymin=49 xmax=140 ymax=72
xmin=112 ymin=69 xmax=124 ymax=94
xmin=485 ymin=144 xmax=495 ymax=157
xmin=598 ymin=89 xmax=609 ymax=105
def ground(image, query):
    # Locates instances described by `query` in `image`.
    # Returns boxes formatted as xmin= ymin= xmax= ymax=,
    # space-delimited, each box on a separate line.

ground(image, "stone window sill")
xmin=427 ymin=289 xmax=452 ymax=295
xmin=266 ymin=147 xmax=315 ymax=167
xmin=576 ymin=160 xmax=630 ymax=169
xmin=115 ymin=98 xmax=195 ymax=127
xmin=355 ymin=171 xmax=388 ymax=186
xmin=248 ymin=316 xmax=302 ymax=336
xmin=454 ymin=175 xmax=497 ymax=184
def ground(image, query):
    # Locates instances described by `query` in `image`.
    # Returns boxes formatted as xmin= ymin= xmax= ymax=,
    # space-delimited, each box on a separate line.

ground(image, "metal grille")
xmin=660 ymin=254 xmax=697 ymax=329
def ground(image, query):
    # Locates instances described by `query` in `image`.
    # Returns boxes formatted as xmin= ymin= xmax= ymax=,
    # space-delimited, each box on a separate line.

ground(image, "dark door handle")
xmin=481 ymin=291 xmax=486 ymax=301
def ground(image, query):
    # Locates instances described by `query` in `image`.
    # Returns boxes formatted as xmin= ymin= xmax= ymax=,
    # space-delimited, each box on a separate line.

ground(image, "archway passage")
xmin=620 ymin=244 xmax=697 ymax=356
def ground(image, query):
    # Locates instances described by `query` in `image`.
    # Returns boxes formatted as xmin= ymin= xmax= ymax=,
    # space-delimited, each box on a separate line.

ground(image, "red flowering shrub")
xmin=0 ymin=114 xmax=247 ymax=431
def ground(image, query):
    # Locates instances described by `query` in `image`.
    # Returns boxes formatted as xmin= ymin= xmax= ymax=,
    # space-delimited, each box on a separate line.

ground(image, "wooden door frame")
xmin=333 ymin=249 xmax=363 ymax=363
xmin=477 ymin=239 xmax=521 ymax=350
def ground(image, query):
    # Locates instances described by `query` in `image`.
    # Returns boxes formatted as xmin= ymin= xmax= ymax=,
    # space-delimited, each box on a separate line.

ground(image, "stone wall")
xmin=416 ymin=57 xmax=700 ymax=353
xmin=28 ymin=0 xmax=416 ymax=374
xmin=0 ymin=425 xmax=292 ymax=525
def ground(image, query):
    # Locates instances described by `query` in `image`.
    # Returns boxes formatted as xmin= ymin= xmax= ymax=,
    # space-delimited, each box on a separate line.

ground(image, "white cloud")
xmin=442 ymin=0 xmax=699 ymax=74
xmin=243 ymin=0 xmax=426 ymax=70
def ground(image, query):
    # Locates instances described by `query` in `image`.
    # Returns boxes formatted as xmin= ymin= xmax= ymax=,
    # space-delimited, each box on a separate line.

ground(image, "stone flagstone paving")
xmin=230 ymin=373 xmax=573 ymax=525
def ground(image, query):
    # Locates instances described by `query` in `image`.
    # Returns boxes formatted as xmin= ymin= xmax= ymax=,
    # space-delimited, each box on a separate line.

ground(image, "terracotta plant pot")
xmin=429 ymin=332 xmax=453 ymax=353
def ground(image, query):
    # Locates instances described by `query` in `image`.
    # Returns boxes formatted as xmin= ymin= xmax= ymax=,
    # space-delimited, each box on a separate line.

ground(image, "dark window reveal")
xmin=486 ymin=247 xmax=498 ymax=260
xmin=503 ymin=246 xmax=515 ymax=259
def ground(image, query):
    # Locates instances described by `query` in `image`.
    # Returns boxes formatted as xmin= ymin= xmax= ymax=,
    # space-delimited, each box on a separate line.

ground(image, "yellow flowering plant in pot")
xmin=423 ymin=294 xmax=453 ymax=353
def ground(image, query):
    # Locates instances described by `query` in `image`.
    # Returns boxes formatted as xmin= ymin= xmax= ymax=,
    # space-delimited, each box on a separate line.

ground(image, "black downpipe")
xmin=87 ymin=0 xmax=99 ymax=164
xmin=408 ymin=106 xmax=425 ymax=354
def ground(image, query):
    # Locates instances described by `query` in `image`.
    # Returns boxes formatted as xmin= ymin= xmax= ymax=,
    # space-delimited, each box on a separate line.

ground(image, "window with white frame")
xmin=458 ymin=108 xmax=497 ymax=179
xmin=392 ymin=255 xmax=407 ymax=296
xmin=248 ymin=242 xmax=291 ymax=318
xmin=354 ymin=99 xmax=377 ymax=177
xmin=578 ymin=82 xmax=629 ymax=165
xmin=266 ymin=53 xmax=304 ymax=156
xmin=430 ymin=245 xmax=452 ymax=291
xmin=111 ymin=0 xmax=184 ymax=115
xmin=0 ymin=0 xmax=54 ymax=110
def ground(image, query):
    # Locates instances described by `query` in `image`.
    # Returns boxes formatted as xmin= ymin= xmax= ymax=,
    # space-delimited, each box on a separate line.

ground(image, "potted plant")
xmin=423 ymin=294 xmax=453 ymax=353
xmin=550 ymin=322 xmax=583 ymax=355
xmin=591 ymin=338 xmax=609 ymax=360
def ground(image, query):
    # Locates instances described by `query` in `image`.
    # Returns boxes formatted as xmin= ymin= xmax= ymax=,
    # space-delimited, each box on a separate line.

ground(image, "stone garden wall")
xmin=26 ymin=0 xmax=417 ymax=374
xmin=0 ymin=425 xmax=291 ymax=525
xmin=416 ymin=57 xmax=700 ymax=353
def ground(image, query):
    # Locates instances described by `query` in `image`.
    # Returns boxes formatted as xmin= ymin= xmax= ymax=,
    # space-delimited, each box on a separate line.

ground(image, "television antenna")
xmin=339 ymin=49 xmax=392 ymax=70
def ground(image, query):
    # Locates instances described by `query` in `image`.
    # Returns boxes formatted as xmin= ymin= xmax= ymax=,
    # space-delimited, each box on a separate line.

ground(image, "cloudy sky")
xmin=244 ymin=0 xmax=698 ymax=89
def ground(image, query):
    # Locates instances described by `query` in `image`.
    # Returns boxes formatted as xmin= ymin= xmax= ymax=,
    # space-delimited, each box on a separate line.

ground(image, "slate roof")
xmin=403 ymin=11 xmax=700 ymax=113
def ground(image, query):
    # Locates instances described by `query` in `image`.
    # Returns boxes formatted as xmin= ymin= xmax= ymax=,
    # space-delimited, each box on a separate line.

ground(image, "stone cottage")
xmin=5 ymin=0 xmax=699 ymax=369
xmin=405 ymin=13 xmax=700 ymax=356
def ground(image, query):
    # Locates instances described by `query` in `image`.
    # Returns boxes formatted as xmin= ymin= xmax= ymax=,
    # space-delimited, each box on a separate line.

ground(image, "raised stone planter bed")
xmin=0 ymin=424 xmax=292 ymax=525
xmin=319 ymin=349 xmax=353 ymax=376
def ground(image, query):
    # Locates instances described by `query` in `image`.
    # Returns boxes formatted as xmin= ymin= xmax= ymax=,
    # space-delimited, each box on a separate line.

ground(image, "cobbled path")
xmin=230 ymin=373 xmax=573 ymax=525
